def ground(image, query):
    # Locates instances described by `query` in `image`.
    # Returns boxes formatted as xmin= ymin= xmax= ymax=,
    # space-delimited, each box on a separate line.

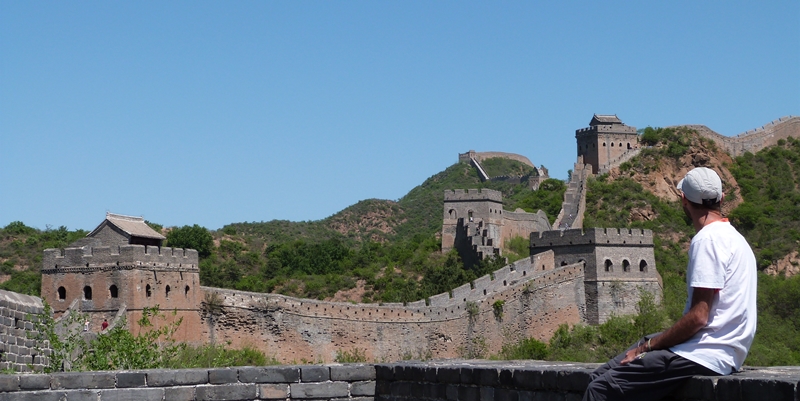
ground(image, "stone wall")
xmin=198 ymin=252 xmax=586 ymax=363
xmin=0 ymin=362 xmax=797 ymax=400
xmin=680 ymin=115 xmax=799 ymax=157
xmin=0 ymin=290 xmax=50 ymax=372
xmin=458 ymin=150 xmax=536 ymax=168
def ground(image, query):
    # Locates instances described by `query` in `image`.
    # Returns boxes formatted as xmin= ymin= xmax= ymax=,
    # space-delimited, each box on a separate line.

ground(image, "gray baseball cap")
xmin=677 ymin=167 xmax=723 ymax=204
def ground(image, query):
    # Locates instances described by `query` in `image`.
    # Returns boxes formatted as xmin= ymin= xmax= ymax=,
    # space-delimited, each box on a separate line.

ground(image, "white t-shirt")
xmin=670 ymin=220 xmax=757 ymax=375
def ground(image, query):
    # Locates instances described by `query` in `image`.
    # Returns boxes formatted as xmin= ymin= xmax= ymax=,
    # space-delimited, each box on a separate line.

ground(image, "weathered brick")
xmin=300 ymin=365 xmax=329 ymax=382
xmin=147 ymin=368 xmax=209 ymax=386
xmin=19 ymin=374 xmax=49 ymax=390
xmin=116 ymin=372 xmax=147 ymax=388
xmin=438 ymin=367 xmax=461 ymax=384
xmin=331 ymin=364 xmax=376 ymax=381
xmin=239 ymin=366 xmax=300 ymax=383
xmin=556 ymin=369 xmax=591 ymax=392
xmin=3 ymin=390 xmax=66 ymax=401
xmin=291 ymin=382 xmax=349 ymax=399
xmin=208 ymin=368 xmax=238 ymax=384
xmin=351 ymin=380 xmax=376 ymax=396
xmin=374 ymin=364 xmax=395 ymax=381
xmin=514 ymin=368 xmax=544 ymax=390
xmin=51 ymin=372 xmax=115 ymax=389
xmin=458 ymin=385 xmax=480 ymax=401
xmin=258 ymin=383 xmax=290 ymax=399
xmin=164 ymin=386 xmax=196 ymax=401
xmin=195 ymin=383 xmax=258 ymax=401
xmin=98 ymin=388 xmax=165 ymax=401
xmin=0 ymin=375 xmax=19 ymax=392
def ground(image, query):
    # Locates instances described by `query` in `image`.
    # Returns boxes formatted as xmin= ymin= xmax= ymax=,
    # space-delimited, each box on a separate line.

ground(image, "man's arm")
xmin=621 ymin=287 xmax=716 ymax=364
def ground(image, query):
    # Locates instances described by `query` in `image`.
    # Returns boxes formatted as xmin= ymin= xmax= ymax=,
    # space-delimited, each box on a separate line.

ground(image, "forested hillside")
xmin=0 ymin=158 xmax=565 ymax=304
xmin=3 ymin=135 xmax=799 ymax=366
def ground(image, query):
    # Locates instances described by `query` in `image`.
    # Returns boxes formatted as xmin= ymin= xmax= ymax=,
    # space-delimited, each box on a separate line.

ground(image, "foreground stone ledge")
xmin=0 ymin=362 xmax=796 ymax=400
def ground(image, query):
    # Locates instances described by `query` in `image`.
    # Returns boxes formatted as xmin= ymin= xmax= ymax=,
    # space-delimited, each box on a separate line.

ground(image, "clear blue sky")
xmin=2 ymin=1 xmax=798 ymax=232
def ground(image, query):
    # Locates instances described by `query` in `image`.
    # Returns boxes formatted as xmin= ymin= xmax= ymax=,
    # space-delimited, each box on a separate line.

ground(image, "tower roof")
xmin=87 ymin=212 xmax=166 ymax=241
xmin=590 ymin=114 xmax=623 ymax=125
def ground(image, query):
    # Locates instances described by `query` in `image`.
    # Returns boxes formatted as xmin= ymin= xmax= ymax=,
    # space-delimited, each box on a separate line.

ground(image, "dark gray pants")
xmin=583 ymin=335 xmax=720 ymax=401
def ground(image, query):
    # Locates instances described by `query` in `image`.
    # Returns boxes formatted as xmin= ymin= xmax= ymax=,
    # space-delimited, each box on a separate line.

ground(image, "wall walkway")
xmin=0 ymin=362 xmax=798 ymax=400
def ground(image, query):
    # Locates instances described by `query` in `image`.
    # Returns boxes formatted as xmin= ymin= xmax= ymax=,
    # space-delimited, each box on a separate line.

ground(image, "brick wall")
xmin=0 ymin=362 xmax=797 ymax=400
xmin=0 ymin=290 xmax=50 ymax=372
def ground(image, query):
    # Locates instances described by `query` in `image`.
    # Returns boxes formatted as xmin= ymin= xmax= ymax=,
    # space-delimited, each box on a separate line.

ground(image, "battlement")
xmin=42 ymin=245 xmax=199 ymax=272
xmin=531 ymin=228 xmax=653 ymax=247
xmin=444 ymin=188 xmax=503 ymax=202
xmin=576 ymin=124 xmax=637 ymax=135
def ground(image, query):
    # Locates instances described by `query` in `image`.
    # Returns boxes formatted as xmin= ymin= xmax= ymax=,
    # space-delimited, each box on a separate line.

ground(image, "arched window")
xmin=603 ymin=142 xmax=606 ymax=147
xmin=627 ymin=143 xmax=632 ymax=149
xmin=109 ymin=285 xmax=118 ymax=298
xmin=185 ymin=285 xmax=190 ymax=296
xmin=611 ymin=142 xmax=614 ymax=147
xmin=640 ymin=260 xmax=648 ymax=272
xmin=165 ymin=285 xmax=171 ymax=298
xmin=623 ymin=260 xmax=631 ymax=272
xmin=146 ymin=284 xmax=152 ymax=298
xmin=83 ymin=286 xmax=92 ymax=300
xmin=58 ymin=287 xmax=66 ymax=300
xmin=448 ymin=209 xmax=457 ymax=219
xmin=604 ymin=259 xmax=613 ymax=272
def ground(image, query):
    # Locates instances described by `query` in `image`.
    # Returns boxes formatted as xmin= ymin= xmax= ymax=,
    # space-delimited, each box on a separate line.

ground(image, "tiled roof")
xmin=591 ymin=114 xmax=623 ymax=124
xmin=88 ymin=212 xmax=166 ymax=240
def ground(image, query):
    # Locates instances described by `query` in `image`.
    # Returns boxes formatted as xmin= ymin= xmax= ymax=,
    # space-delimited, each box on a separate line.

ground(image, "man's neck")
xmin=694 ymin=211 xmax=725 ymax=232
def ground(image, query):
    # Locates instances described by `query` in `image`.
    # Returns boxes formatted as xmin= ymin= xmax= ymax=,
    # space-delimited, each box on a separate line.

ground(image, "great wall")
xmin=1 ymin=114 xmax=799 ymax=400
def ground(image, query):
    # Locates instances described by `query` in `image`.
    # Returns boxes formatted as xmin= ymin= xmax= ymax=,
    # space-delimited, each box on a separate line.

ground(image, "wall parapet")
xmin=42 ymin=245 xmax=199 ymax=274
xmin=376 ymin=361 xmax=800 ymax=401
xmin=531 ymin=228 xmax=654 ymax=247
xmin=1 ymin=362 xmax=796 ymax=400
xmin=443 ymin=189 xmax=503 ymax=202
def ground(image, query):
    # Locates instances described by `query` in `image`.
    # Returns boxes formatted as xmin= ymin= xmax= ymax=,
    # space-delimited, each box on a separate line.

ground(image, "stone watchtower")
xmin=576 ymin=114 xmax=639 ymax=174
xmin=41 ymin=213 xmax=203 ymax=341
xmin=530 ymin=228 xmax=662 ymax=325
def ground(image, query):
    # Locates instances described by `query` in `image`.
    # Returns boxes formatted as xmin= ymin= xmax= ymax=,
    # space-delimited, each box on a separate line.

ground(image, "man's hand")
xmin=620 ymin=287 xmax=716 ymax=365
xmin=621 ymin=346 xmax=646 ymax=365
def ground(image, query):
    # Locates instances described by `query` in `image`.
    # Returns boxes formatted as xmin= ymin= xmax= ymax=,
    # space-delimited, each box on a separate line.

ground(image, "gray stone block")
xmin=239 ymin=366 xmax=300 ymax=383
xmin=739 ymin=376 xmax=796 ymax=401
xmin=146 ymin=368 xmax=209 ymax=386
xmin=1 ymin=390 xmax=66 ymax=401
xmin=477 ymin=367 xmax=499 ymax=386
xmin=19 ymin=374 xmax=49 ymax=390
xmin=374 ymin=364 xmax=395 ymax=380
xmin=300 ymin=365 xmax=329 ymax=382
xmin=163 ymin=386 xmax=196 ymax=401
xmin=458 ymin=385 xmax=480 ymax=401
xmin=460 ymin=367 xmax=477 ymax=385
xmin=195 ymin=383 xmax=257 ymax=401
xmin=480 ymin=386 xmax=494 ymax=401
xmin=0 ymin=375 xmax=19 ymax=392
xmin=99 ymin=388 xmax=166 ymax=401
xmin=351 ymin=381 xmax=376 ymax=396
xmin=116 ymin=372 xmax=147 ymax=388
xmin=331 ymin=364 xmax=376 ymax=381
xmin=291 ymin=382 xmax=349 ymax=399
xmin=556 ymin=369 xmax=591 ymax=392
xmin=51 ymin=372 xmax=115 ymax=389
xmin=494 ymin=387 xmax=520 ymax=401
xmin=445 ymin=384 xmax=458 ymax=400
xmin=438 ymin=367 xmax=461 ymax=384
xmin=208 ymin=368 xmax=238 ymax=384
xmin=258 ymin=383 xmax=290 ymax=399
xmin=514 ymin=368 xmax=543 ymax=390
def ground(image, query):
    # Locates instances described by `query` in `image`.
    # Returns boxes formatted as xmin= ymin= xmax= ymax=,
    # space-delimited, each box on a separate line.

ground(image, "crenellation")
xmin=443 ymin=188 xmax=503 ymax=202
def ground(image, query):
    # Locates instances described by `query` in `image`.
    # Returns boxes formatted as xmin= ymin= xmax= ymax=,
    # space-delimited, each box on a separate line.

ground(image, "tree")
xmin=166 ymin=224 xmax=214 ymax=258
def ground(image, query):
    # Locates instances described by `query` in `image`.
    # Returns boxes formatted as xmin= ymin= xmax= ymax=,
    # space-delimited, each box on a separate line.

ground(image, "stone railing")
xmin=0 ymin=361 xmax=798 ymax=400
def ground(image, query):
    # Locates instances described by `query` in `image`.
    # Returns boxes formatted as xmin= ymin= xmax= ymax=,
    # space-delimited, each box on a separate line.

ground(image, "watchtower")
xmin=40 ymin=213 xmax=203 ymax=341
xmin=530 ymin=228 xmax=661 ymax=324
xmin=576 ymin=114 xmax=639 ymax=174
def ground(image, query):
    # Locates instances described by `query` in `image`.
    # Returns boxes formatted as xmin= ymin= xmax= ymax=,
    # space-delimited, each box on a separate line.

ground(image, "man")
xmin=583 ymin=167 xmax=757 ymax=401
